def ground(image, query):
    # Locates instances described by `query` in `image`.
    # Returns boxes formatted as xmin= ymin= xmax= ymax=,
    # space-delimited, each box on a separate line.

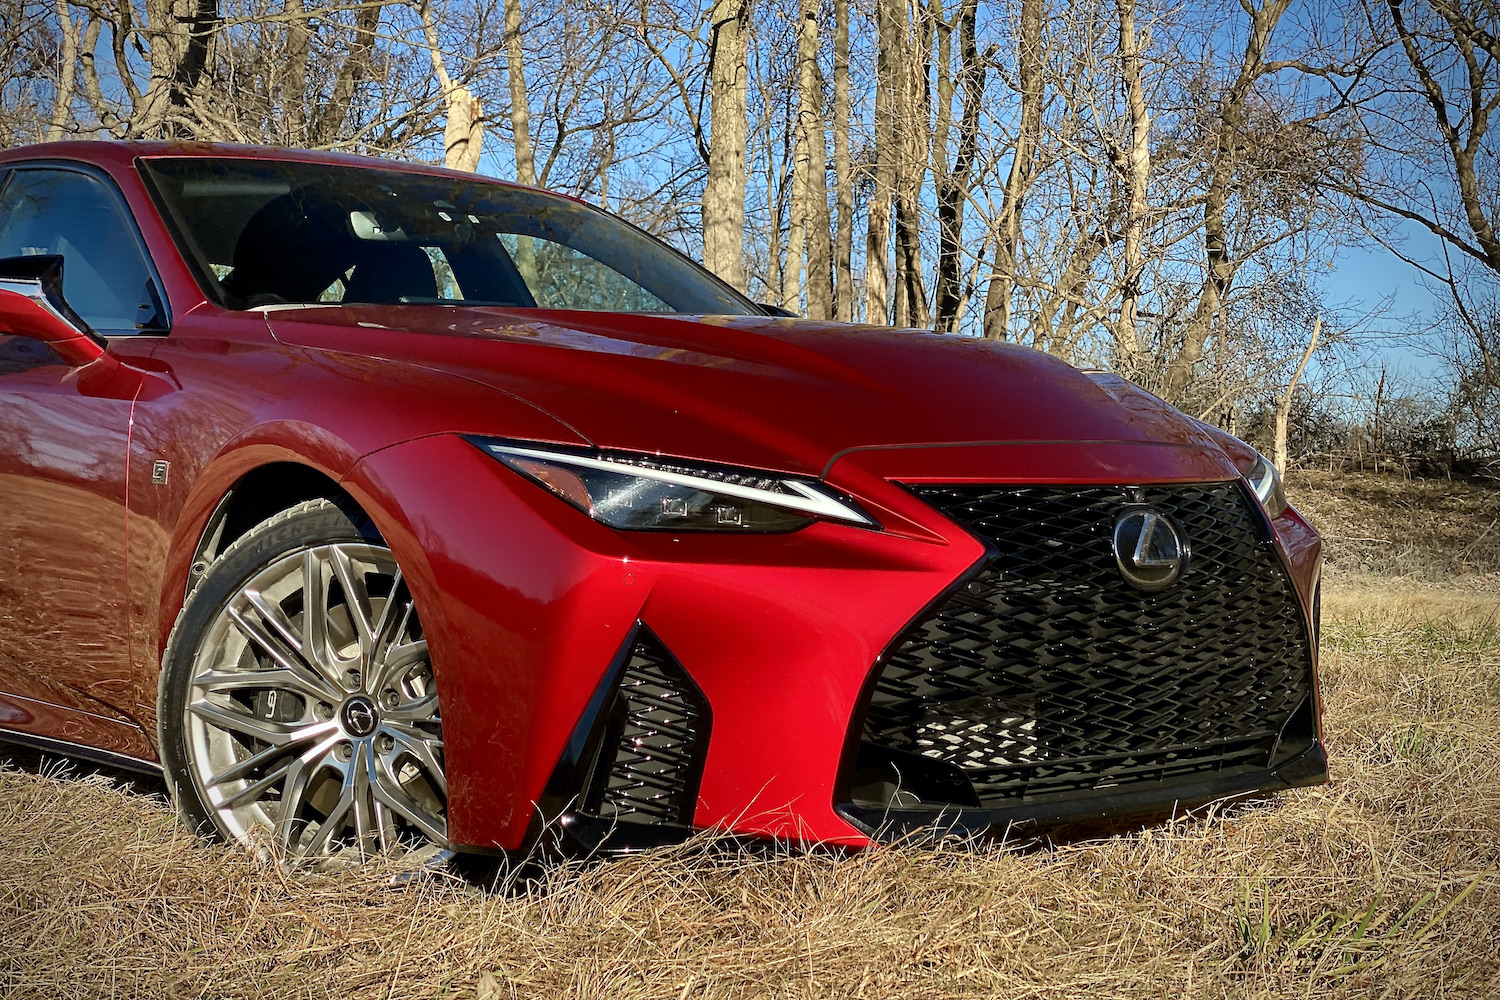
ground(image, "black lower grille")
xmin=854 ymin=482 xmax=1315 ymax=807
xmin=579 ymin=631 xmax=709 ymax=826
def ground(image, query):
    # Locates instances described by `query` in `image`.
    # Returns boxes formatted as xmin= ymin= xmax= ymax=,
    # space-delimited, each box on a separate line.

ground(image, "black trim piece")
xmin=576 ymin=629 xmax=711 ymax=826
xmin=0 ymin=726 xmax=162 ymax=776
xmin=0 ymin=254 xmax=101 ymax=347
xmin=186 ymin=489 xmax=237 ymax=600
xmin=0 ymin=159 xmax=173 ymax=334
xmin=527 ymin=625 xmax=711 ymax=856
xmin=533 ymin=625 xmax=642 ymax=826
xmin=839 ymin=741 xmax=1328 ymax=843
xmin=558 ymin=813 xmax=699 ymax=853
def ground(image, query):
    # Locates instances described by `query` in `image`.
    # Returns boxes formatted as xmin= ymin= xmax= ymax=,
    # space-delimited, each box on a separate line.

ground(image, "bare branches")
xmin=1380 ymin=0 xmax=1500 ymax=270
xmin=0 ymin=0 xmax=1457 ymax=436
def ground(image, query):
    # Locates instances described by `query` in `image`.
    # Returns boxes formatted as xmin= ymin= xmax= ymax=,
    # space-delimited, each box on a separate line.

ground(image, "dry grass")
xmin=3 ymin=587 xmax=1497 ymax=998
xmin=1287 ymin=469 xmax=1500 ymax=584
xmin=3 ymin=472 xmax=1500 ymax=998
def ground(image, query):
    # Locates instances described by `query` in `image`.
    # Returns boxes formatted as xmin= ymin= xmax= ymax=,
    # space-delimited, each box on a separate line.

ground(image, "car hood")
xmin=266 ymin=306 xmax=1231 ymax=477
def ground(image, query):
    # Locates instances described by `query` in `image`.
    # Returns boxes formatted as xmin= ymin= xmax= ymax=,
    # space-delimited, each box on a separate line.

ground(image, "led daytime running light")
xmin=1244 ymin=451 xmax=1288 ymax=519
xmin=481 ymin=442 xmax=876 ymax=527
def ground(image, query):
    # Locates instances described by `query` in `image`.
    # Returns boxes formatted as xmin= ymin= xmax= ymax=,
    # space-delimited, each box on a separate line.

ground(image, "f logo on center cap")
xmin=341 ymin=696 xmax=379 ymax=738
xmin=1112 ymin=507 xmax=1189 ymax=591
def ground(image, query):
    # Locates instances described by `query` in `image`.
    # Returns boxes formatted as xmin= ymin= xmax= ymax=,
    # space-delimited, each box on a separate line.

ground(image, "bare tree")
xmin=832 ymin=0 xmax=854 ymax=320
xmin=702 ymin=0 xmax=750 ymax=290
xmin=420 ymin=0 xmax=485 ymax=171
xmin=1274 ymin=315 xmax=1321 ymax=471
xmin=931 ymin=0 xmax=986 ymax=332
xmin=865 ymin=0 xmax=899 ymax=324
xmin=983 ymin=0 xmax=1044 ymax=339
xmin=1113 ymin=0 xmax=1149 ymax=370
xmin=1356 ymin=0 xmax=1500 ymax=274
xmin=796 ymin=0 xmax=833 ymax=319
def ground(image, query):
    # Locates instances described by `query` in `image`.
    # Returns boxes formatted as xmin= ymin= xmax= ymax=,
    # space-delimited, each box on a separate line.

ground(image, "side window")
xmin=0 ymin=168 xmax=165 ymax=334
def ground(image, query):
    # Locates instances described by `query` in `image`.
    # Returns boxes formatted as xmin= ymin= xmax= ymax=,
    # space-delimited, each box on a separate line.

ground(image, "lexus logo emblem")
xmin=1112 ymin=507 xmax=1189 ymax=592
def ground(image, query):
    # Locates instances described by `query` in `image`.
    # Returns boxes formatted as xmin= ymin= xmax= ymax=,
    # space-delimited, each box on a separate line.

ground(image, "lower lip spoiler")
xmin=835 ymin=740 xmax=1329 ymax=843
xmin=465 ymin=741 xmax=1329 ymax=859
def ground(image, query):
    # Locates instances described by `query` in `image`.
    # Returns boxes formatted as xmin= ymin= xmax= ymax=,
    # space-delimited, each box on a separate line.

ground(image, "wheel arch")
xmin=157 ymin=444 xmax=387 ymax=660
xmin=186 ymin=462 xmax=368 ymax=593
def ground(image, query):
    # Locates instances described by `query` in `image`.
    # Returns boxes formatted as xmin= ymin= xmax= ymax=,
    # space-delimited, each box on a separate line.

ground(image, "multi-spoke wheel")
xmin=158 ymin=499 xmax=447 ymax=864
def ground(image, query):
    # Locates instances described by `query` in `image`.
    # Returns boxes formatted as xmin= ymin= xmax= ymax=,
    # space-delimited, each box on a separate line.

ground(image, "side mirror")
xmin=0 ymin=255 xmax=110 ymax=368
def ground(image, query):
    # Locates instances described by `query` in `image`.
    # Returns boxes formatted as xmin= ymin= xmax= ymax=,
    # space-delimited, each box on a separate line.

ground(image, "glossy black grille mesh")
xmin=859 ymin=482 xmax=1313 ymax=805
xmin=581 ymin=633 xmax=708 ymax=825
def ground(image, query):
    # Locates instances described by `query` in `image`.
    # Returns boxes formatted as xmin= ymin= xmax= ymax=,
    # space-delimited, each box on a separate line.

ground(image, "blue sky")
xmin=1323 ymin=220 xmax=1454 ymax=387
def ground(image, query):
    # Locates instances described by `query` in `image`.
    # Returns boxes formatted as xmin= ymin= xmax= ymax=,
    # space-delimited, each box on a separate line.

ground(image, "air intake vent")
xmin=853 ymin=482 xmax=1315 ymax=807
xmin=579 ymin=630 xmax=710 ymax=826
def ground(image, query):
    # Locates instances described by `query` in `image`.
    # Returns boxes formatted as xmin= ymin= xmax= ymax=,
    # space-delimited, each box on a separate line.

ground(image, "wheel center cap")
xmin=341 ymin=696 xmax=379 ymax=737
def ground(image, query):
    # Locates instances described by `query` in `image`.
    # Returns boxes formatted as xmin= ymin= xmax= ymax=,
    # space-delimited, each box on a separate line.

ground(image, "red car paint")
xmin=0 ymin=141 xmax=1323 ymax=852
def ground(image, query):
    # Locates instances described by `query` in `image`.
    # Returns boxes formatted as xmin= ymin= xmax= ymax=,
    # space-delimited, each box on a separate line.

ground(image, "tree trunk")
xmin=139 ymin=0 xmax=221 ymax=136
xmin=46 ymin=0 xmax=79 ymax=141
xmin=702 ymin=0 xmax=750 ymax=292
xmin=895 ymin=201 xmax=930 ymax=327
xmin=982 ymin=0 xmax=1042 ymax=339
xmin=504 ymin=0 xmax=534 ymax=183
xmin=1274 ymin=316 xmax=1320 ymax=473
xmin=832 ymin=0 xmax=854 ymax=320
xmin=797 ymin=0 xmax=833 ymax=319
xmin=1115 ymin=0 xmax=1149 ymax=372
xmin=932 ymin=0 xmax=984 ymax=333
xmin=280 ymin=0 xmax=309 ymax=142
xmin=419 ymin=0 xmax=485 ymax=173
xmin=891 ymin=0 xmax=910 ymax=329
xmin=892 ymin=0 xmax=929 ymax=329
xmin=898 ymin=8 xmax=929 ymax=328
xmin=865 ymin=0 xmax=897 ymax=325
xmin=783 ymin=86 xmax=807 ymax=313
xmin=445 ymin=88 xmax=486 ymax=173
xmin=765 ymin=133 xmax=783 ymax=304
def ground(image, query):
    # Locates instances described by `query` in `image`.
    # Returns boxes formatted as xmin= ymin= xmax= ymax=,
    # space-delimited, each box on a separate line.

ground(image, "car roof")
xmin=0 ymin=140 xmax=538 ymax=195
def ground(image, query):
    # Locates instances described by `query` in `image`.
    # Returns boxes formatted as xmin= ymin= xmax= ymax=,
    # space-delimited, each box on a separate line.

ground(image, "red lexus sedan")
xmin=0 ymin=141 xmax=1325 ymax=863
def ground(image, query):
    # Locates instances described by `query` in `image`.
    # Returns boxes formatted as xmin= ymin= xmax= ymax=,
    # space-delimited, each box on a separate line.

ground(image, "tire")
xmin=158 ymin=499 xmax=447 ymax=863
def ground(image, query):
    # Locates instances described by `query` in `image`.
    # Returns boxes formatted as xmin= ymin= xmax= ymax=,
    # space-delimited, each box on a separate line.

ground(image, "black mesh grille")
xmin=858 ymin=482 xmax=1314 ymax=806
xmin=581 ymin=632 xmax=709 ymax=825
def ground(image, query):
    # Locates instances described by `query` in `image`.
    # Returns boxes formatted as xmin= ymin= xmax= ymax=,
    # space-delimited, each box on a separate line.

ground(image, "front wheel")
xmin=158 ymin=499 xmax=448 ymax=864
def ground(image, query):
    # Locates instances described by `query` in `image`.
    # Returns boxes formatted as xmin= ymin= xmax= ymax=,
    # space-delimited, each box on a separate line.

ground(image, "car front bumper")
xmin=343 ymin=435 xmax=1324 ymax=853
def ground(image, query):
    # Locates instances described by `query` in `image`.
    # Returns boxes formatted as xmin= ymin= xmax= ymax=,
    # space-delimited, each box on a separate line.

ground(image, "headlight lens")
xmin=472 ymin=439 xmax=877 ymax=532
xmin=1243 ymin=450 xmax=1288 ymax=519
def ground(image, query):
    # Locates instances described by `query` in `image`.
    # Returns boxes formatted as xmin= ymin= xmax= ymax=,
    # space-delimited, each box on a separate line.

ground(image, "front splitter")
xmin=836 ymin=741 xmax=1330 ymax=843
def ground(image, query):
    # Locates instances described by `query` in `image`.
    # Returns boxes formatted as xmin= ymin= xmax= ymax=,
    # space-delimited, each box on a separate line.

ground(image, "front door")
xmin=0 ymin=164 xmax=167 ymax=755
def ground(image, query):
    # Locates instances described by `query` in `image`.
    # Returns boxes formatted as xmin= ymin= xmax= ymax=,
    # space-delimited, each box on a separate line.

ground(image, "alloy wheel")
xmin=182 ymin=541 xmax=447 ymax=862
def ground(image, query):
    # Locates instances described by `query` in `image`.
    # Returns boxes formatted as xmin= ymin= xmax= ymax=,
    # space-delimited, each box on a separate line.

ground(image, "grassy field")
xmin=3 ymin=474 xmax=1500 ymax=998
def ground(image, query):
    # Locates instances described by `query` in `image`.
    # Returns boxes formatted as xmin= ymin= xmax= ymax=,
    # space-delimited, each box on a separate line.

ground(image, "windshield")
xmin=141 ymin=157 xmax=755 ymax=316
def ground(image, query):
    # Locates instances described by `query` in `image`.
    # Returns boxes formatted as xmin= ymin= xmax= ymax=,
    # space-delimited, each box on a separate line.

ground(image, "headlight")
xmin=1243 ymin=450 xmax=1288 ymax=519
xmin=471 ymin=438 xmax=877 ymax=532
